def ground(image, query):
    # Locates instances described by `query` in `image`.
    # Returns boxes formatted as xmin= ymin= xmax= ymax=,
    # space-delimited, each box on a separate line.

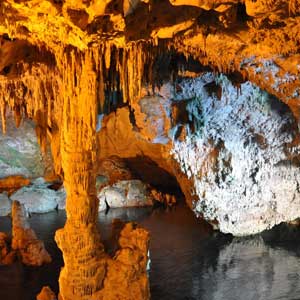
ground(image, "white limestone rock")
xmin=56 ymin=188 xmax=67 ymax=210
xmin=98 ymin=180 xmax=153 ymax=208
xmin=10 ymin=179 xmax=59 ymax=214
xmin=171 ymin=73 xmax=300 ymax=236
xmin=0 ymin=192 xmax=11 ymax=216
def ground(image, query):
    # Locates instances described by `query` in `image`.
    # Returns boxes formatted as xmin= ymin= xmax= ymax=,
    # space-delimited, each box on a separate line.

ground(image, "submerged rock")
xmin=36 ymin=286 xmax=57 ymax=300
xmin=11 ymin=201 xmax=51 ymax=266
xmin=0 ymin=192 xmax=11 ymax=216
xmin=0 ymin=232 xmax=16 ymax=265
xmin=99 ymin=222 xmax=150 ymax=300
xmin=98 ymin=180 xmax=153 ymax=209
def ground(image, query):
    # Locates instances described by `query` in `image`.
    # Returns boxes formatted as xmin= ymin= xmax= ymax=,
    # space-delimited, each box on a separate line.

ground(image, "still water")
xmin=1 ymin=205 xmax=300 ymax=300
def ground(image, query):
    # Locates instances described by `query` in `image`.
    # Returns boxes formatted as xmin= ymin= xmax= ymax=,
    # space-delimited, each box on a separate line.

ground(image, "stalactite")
xmin=0 ymin=39 xmax=189 ymax=300
xmin=0 ymin=97 xmax=6 ymax=134
xmin=54 ymin=48 xmax=109 ymax=300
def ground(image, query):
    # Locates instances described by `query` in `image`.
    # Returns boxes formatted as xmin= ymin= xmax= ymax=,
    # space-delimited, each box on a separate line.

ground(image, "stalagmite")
xmin=36 ymin=286 xmax=57 ymax=300
xmin=55 ymin=46 xmax=152 ymax=299
xmin=11 ymin=200 xmax=51 ymax=266
xmin=54 ymin=50 xmax=107 ymax=300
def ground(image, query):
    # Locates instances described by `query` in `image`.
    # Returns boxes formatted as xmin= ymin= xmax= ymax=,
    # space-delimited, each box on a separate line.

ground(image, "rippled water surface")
xmin=1 ymin=205 xmax=300 ymax=300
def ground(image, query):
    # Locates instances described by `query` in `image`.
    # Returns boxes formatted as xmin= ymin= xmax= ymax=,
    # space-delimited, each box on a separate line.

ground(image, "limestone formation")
xmin=0 ymin=0 xmax=300 ymax=298
xmin=0 ymin=232 xmax=16 ymax=265
xmin=171 ymin=73 xmax=300 ymax=235
xmin=36 ymin=286 xmax=57 ymax=300
xmin=0 ymin=192 xmax=11 ymax=216
xmin=98 ymin=180 xmax=153 ymax=209
xmin=0 ymin=175 xmax=30 ymax=195
xmin=10 ymin=178 xmax=61 ymax=214
xmin=0 ymin=114 xmax=50 ymax=179
xmin=11 ymin=201 xmax=52 ymax=266
xmin=96 ymin=222 xmax=150 ymax=300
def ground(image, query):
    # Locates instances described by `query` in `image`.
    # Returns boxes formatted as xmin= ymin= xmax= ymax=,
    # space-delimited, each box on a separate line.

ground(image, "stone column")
xmin=55 ymin=50 xmax=107 ymax=300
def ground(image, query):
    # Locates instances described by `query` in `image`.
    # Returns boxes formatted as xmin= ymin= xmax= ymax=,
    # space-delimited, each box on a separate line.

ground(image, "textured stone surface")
xmin=10 ymin=178 xmax=60 ymax=214
xmin=36 ymin=286 xmax=57 ymax=300
xmin=11 ymin=201 xmax=52 ymax=266
xmin=0 ymin=114 xmax=49 ymax=179
xmin=0 ymin=231 xmax=16 ymax=265
xmin=0 ymin=175 xmax=31 ymax=195
xmin=171 ymin=73 xmax=300 ymax=235
xmin=99 ymin=180 xmax=153 ymax=208
xmin=0 ymin=1 xmax=299 ymax=297
xmin=0 ymin=192 xmax=11 ymax=216
xmin=96 ymin=222 xmax=150 ymax=300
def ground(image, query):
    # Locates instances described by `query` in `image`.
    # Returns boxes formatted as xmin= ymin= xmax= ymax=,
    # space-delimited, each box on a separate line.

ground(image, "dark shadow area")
xmin=124 ymin=156 xmax=183 ymax=196
xmin=262 ymin=222 xmax=300 ymax=254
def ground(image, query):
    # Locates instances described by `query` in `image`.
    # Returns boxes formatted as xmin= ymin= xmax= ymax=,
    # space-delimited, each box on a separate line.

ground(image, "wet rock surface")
xmin=0 ymin=232 xmax=16 ymax=265
xmin=98 ymin=180 xmax=153 ymax=209
xmin=11 ymin=201 xmax=52 ymax=266
xmin=10 ymin=179 xmax=61 ymax=214
xmin=36 ymin=286 xmax=57 ymax=300
xmin=2 ymin=206 xmax=300 ymax=300
xmin=0 ymin=192 xmax=11 ymax=216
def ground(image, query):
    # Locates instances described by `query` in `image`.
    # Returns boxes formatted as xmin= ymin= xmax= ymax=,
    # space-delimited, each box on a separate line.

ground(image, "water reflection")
xmin=0 ymin=206 xmax=300 ymax=300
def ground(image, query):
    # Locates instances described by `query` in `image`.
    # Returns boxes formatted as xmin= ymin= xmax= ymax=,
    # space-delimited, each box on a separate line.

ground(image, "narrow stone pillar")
xmin=55 ymin=50 xmax=107 ymax=300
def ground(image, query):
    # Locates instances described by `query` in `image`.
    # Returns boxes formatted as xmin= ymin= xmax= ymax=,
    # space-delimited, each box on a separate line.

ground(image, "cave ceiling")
xmin=0 ymin=0 xmax=299 ymax=116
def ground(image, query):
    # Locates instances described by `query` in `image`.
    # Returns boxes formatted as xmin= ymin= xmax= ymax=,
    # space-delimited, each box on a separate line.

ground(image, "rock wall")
xmin=0 ymin=114 xmax=51 ymax=179
xmin=96 ymin=73 xmax=300 ymax=236
xmin=171 ymin=73 xmax=300 ymax=235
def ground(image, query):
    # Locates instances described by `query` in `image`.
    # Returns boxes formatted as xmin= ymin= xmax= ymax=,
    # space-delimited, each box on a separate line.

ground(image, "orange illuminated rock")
xmin=95 ymin=222 xmax=150 ymax=300
xmin=0 ymin=176 xmax=30 ymax=193
xmin=0 ymin=232 xmax=16 ymax=265
xmin=0 ymin=0 xmax=300 ymax=298
xmin=11 ymin=201 xmax=52 ymax=266
xmin=36 ymin=286 xmax=57 ymax=300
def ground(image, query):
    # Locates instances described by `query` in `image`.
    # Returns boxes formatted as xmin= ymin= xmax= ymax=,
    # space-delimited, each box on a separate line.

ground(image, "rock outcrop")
xmin=11 ymin=201 xmax=51 ymax=266
xmin=98 ymin=180 xmax=153 ymax=209
xmin=95 ymin=222 xmax=150 ymax=300
xmin=10 ymin=178 xmax=61 ymax=214
xmin=0 ymin=175 xmax=30 ymax=195
xmin=96 ymin=72 xmax=300 ymax=235
xmin=171 ymin=73 xmax=300 ymax=235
